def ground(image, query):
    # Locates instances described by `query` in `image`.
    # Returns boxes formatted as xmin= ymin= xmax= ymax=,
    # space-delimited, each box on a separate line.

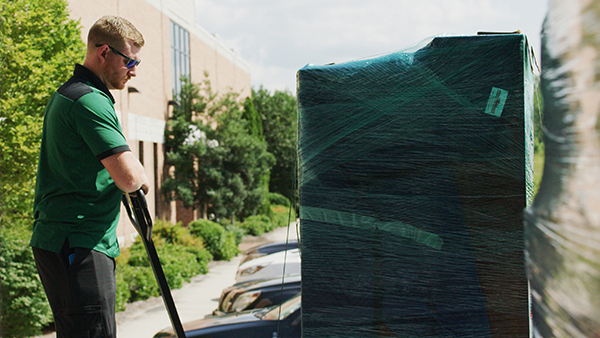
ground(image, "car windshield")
xmin=261 ymin=294 xmax=301 ymax=320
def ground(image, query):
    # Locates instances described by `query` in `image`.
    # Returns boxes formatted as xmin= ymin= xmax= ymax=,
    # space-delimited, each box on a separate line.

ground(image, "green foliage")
xmin=0 ymin=1 xmax=84 ymax=335
xmin=268 ymin=192 xmax=291 ymax=207
xmin=251 ymin=86 xmax=298 ymax=209
xmin=238 ymin=204 xmax=294 ymax=237
xmin=222 ymin=223 xmax=247 ymax=246
xmin=163 ymin=76 xmax=274 ymax=221
xmin=157 ymin=243 xmax=212 ymax=289
xmin=162 ymin=77 xmax=215 ymax=210
xmin=210 ymin=93 xmax=275 ymax=220
xmin=239 ymin=215 xmax=272 ymax=236
xmin=0 ymin=0 xmax=85 ymax=223
xmin=115 ymin=223 xmax=212 ymax=310
xmin=152 ymin=219 xmax=204 ymax=247
xmin=188 ymin=219 xmax=239 ymax=261
xmin=242 ymin=96 xmax=263 ymax=138
xmin=0 ymin=225 xmax=52 ymax=337
xmin=115 ymin=212 xmax=294 ymax=312
xmin=270 ymin=204 xmax=296 ymax=229
xmin=116 ymin=264 xmax=157 ymax=303
xmin=114 ymin=267 xmax=131 ymax=312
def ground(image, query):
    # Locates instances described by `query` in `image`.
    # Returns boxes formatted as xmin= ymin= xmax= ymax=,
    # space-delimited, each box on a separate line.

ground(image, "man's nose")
xmin=128 ymin=67 xmax=137 ymax=77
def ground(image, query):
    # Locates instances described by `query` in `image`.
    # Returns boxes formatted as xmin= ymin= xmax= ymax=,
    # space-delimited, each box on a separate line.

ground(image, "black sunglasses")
xmin=96 ymin=44 xmax=141 ymax=69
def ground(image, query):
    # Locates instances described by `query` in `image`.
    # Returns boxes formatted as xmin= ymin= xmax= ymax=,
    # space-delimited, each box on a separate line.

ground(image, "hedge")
xmin=270 ymin=204 xmax=296 ymax=228
xmin=0 ymin=225 xmax=52 ymax=337
xmin=239 ymin=214 xmax=272 ymax=236
xmin=267 ymin=192 xmax=290 ymax=207
xmin=188 ymin=219 xmax=239 ymax=261
xmin=115 ymin=224 xmax=212 ymax=311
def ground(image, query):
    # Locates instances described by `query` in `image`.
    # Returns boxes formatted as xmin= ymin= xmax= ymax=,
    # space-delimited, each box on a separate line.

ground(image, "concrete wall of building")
xmin=66 ymin=0 xmax=251 ymax=247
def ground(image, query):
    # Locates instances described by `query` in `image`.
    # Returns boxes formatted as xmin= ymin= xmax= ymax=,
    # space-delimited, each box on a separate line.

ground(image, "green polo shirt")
xmin=31 ymin=64 xmax=130 ymax=258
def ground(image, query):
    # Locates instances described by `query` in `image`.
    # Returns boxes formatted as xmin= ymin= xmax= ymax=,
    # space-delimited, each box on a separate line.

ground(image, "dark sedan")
xmin=240 ymin=240 xmax=299 ymax=265
xmin=215 ymin=274 xmax=301 ymax=315
xmin=153 ymin=294 xmax=301 ymax=338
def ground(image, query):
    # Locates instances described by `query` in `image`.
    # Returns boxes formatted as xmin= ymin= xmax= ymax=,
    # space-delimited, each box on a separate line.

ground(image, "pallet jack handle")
xmin=123 ymin=189 xmax=186 ymax=338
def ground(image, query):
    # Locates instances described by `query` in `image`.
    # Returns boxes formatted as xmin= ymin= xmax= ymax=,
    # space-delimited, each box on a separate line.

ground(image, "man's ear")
xmin=96 ymin=45 xmax=109 ymax=63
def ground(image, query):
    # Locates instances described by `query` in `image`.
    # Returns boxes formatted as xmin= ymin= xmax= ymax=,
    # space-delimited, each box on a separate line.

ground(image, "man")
xmin=30 ymin=16 xmax=149 ymax=338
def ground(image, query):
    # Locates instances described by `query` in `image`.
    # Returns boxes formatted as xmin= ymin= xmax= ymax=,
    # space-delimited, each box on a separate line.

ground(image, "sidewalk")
xmin=37 ymin=222 xmax=300 ymax=338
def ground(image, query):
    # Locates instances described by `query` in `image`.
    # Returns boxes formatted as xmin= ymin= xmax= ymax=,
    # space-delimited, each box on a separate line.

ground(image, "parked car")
xmin=153 ymin=294 xmax=302 ymax=338
xmin=240 ymin=240 xmax=299 ymax=265
xmin=215 ymin=274 xmax=301 ymax=315
xmin=235 ymin=248 xmax=301 ymax=284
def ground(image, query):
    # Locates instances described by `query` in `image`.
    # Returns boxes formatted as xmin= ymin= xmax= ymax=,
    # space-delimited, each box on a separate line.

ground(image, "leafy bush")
xmin=117 ymin=243 xmax=212 ymax=303
xmin=116 ymin=263 xmax=157 ymax=303
xmin=223 ymin=223 xmax=247 ymax=245
xmin=239 ymin=215 xmax=272 ymax=236
xmin=158 ymin=243 xmax=212 ymax=288
xmin=223 ymin=233 xmax=240 ymax=260
xmin=115 ymin=222 xmax=212 ymax=310
xmin=0 ymin=226 xmax=52 ymax=337
xmin=188 ymin=219 xmax=239 ymax=261
xmin=270 ymin=204 xmax=296 ymax=228
xmin=152 ymin=219 xmax=203 ymax=247
xmin=115 ymin=266 xmax=132 ymax=312
xmin=113 ymin=210 xmax=296 ymax=313
xmin=268 ymin=192 xmax=290 ymax=207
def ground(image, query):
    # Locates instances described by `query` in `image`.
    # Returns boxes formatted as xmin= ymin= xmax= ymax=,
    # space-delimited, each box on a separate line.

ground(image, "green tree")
xmin=210 ymin=92 xmax=275 ymax=222
xmin=162 ymin=77 xmax=216 ymax=215
xmin=242 ymin=96 xmax=263 ymax=139
xmin=163 ymin=77 xmax=274 ymax=223
xmin=242 ymin=95 xmax=272 ymax=215
xmin=0 ymin=1 xmax=85 ymax=335
xmin=0 ymin=0 xmax=85 ymax=224
xmin=252 ymin=86 xmax=298 ymax=207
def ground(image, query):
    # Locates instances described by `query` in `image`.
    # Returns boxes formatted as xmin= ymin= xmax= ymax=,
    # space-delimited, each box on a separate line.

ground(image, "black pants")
xmin=33 ymin=241 xmax=117 ymax=338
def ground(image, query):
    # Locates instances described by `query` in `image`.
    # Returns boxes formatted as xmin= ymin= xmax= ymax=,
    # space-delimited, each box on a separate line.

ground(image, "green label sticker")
xmin=485 ymin=87 xmax=508 ymax=117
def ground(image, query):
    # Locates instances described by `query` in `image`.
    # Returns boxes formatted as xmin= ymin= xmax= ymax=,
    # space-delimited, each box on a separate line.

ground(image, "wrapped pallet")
xmin=298 ymin=33 xmax=534 ymax=337
xmin=524 ymin=0 xmax=600 ymax=336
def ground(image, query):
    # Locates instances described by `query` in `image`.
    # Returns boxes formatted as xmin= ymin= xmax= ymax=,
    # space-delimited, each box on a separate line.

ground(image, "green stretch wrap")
xmin=298 ymin=33 xmax=534 ymax=337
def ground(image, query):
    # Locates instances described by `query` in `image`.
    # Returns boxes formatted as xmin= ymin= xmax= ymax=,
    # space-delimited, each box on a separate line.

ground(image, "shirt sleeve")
xmin=73 ymin=91 xmax=130 ymax=161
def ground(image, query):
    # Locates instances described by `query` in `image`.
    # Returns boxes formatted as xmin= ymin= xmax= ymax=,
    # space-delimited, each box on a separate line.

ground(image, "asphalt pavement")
xmin=36 ymin=222 xmax=300 ymax=338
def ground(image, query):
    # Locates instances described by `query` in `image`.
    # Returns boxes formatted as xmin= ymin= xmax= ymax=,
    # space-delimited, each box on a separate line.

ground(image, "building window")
xmin=170 ymin=20 xmax=190 ymax=98
xmin=138 ymin=140 xmax=144 ymax=165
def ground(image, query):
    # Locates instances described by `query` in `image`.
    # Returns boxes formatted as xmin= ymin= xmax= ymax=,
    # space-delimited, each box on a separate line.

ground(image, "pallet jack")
xmin=123 ymin=189 xmax=186 ymax=338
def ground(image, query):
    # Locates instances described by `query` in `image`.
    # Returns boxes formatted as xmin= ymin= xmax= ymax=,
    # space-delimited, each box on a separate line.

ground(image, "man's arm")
xmin=101 ymin=150 xmax=150 ymax=194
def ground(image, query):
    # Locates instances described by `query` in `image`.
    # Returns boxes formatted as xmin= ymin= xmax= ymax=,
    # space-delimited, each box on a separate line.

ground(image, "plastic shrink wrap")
xmin=524 ymin=0 xmax=600 ymax=336
xmin=298 ymin=33 xmax=534 ymax=337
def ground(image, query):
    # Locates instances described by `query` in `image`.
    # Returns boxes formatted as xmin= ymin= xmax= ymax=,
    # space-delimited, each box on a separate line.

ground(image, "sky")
xmin=195 ymin=0 xmax=549 ymax=95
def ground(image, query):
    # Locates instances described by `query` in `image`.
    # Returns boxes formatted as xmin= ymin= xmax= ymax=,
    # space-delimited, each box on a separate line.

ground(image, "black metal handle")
xmin=122 ymin=189 xmax=186 ymax=338
xmin=122 ymin=189 xmax=152 ymax=242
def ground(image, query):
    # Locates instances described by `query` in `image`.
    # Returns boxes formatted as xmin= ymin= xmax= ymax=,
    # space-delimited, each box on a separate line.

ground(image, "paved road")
xmin=36 ymin=223 xmax=299 ymax=338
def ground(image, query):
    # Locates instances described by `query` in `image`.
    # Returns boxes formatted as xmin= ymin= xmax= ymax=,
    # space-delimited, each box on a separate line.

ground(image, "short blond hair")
xmin=88 ymin=15 xmax=144 ymax=50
